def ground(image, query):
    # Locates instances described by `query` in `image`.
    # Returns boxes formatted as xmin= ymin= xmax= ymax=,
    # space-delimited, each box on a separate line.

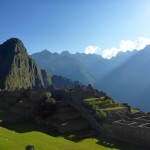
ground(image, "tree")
xmin=36 ymin=92 xmax=56 ymax=119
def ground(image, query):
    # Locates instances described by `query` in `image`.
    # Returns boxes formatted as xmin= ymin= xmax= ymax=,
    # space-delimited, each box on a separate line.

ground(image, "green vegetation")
xmin=94 ymin=111 xmax=107 ymax=123
xmin=0 ymin=38 xmax=51 ymax=90
xmin=0 ymin=106 xmax=141 ymax=150
xmin=0 ymin=124 xmax=141 ymax=150
xmin=131 ymin=109 xmax=140 ymax=113
xmin=101 ymin=106 xmax=127 ymax=111
xmin=83 ymin=97 xmax=118 ymax=110
xmin=41 ymin=92 xmax=56 ymax=106
xmin=82 ymin=97 xmax=119 ymax=122
xmin=36 ymin=92 xmax=56 ymax=118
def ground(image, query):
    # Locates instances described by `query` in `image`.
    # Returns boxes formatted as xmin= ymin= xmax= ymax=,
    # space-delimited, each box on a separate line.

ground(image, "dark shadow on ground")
xmin=0 ymin=107 xmax=23 ymax=121
xmin=4 ymin=121 xmax=56 ymax=134
xmin=96 ymin=136 xmax=149 ymax=150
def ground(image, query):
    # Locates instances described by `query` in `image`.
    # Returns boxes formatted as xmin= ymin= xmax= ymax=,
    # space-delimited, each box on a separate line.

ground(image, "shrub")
xmin=94 ymin=110 xmax=107 ymax=123
xmin=42 ymin=92 xmax=51 ymax=100
xmin=41 ymin=92 xmax=56 ymax=105
xmin=45 ymin=98 xmax=56 ymax=105
xmin=36 ymin=92 xmax=56 ymax=119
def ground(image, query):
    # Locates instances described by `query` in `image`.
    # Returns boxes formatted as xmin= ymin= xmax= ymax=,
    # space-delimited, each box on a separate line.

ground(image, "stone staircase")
xmin=51 ymin=101 xmax=96 ymax=140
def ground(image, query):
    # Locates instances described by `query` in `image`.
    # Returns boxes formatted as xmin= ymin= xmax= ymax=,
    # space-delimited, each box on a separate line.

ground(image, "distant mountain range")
xmin=32 ymin=50 xmax=95 ymax=84
xmin=32 ymin=47 xmax=150 ymax=111
xmin=96 ymin=46 xmax=150 ymax=112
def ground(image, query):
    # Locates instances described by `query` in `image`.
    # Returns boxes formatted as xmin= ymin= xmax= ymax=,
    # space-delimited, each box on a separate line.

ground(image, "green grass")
xmin=131 ymin=109 xmax=140 ymax=113
xmin=83 ymin=97 xmax=118 ymax=104
xmin=0 ymin=124 xmax=142 ymax=150
xmin=82 ymin=97 xmax=125 ymax=121
xmin=101 ymin=106 xmax=127 ymax=111
xmin=83 ymin=97 xmax=119 ymax=111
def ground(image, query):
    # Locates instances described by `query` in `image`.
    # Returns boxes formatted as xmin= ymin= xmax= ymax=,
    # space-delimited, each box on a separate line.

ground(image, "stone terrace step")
xmin=52 ymin=101 xmax=94 ymax=135
xmin=52 ymin=119 xmax=90 ymax=133
xmin=56 ymin=106 xmax=76 ymax=113
xmin=65 ymin=129 xmax=96 ymax=141
xmin=54 ymin=111 xmax=81 ymax=121
xmin=56 ymin=101 xmax=70 ymax=107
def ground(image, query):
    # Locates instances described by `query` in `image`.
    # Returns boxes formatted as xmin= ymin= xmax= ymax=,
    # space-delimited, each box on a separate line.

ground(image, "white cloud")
xmin=135 ymin=37 xmax=150 ymax=50
xmin=102 ymin=48 xmax=119 ymax=59
xmin=102 ymin=37 xmax=150 ymax=59
xmin=84 ymin=46 xmax=99 ymax=54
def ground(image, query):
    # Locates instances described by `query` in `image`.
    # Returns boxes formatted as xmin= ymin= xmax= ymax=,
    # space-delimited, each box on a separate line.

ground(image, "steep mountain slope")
xmin=41 ymin=69 xmax=52 ymax=88
xmin=0 ymin=38 xmax=51 ymax=90
xmin=95 ymin=46 xmax=150 ymax=111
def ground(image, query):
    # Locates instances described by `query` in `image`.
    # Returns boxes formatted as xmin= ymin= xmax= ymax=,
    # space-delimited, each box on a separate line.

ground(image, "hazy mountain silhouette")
xmin=32 ymin=49 xmax=136 ymax=85
xmin=95 ymin=46 xmax=150 ymax=111
xmin=32 ymin=50 xmax=95 ymax=84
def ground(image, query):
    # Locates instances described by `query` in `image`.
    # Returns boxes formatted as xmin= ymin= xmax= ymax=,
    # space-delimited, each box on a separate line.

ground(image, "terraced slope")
xmin=0 ymin=106 xmax=142 ymax=150
xmin=51 ymin=101 xmax=96 ymax=140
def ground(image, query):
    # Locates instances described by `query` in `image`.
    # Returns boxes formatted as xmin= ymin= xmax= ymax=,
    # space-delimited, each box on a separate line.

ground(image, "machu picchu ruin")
xmin=0 ymin=84 xmax=150 ymax=149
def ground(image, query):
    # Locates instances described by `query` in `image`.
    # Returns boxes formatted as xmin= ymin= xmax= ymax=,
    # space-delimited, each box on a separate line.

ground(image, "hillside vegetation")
xmin=0 ymin=38 xmax=51 ymax=90
xmin=82 ymin=97 xmax=126 ymax=123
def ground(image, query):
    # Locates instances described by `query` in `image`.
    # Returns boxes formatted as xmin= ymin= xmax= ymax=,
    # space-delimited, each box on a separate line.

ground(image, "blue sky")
xmin=0 ymin=0 xmax=150 ymax=58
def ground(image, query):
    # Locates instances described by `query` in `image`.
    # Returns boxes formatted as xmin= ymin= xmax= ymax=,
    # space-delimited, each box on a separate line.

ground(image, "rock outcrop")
xmin=0 ymin=38 xmax=51 ymax=90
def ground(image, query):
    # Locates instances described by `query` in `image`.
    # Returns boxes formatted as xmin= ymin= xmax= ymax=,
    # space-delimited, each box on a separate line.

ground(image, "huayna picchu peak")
xmin=0 ymin=38 xmax=51 ymax=90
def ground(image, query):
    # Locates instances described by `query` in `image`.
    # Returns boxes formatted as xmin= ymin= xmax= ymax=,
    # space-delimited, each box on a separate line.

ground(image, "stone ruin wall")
xmin=0 ymin=90 xmax=47 ymax=116
xmin=102 ymin=114 xmax=150 ymax=148
xmin=0 ymin=86 xmax=103 ymax=116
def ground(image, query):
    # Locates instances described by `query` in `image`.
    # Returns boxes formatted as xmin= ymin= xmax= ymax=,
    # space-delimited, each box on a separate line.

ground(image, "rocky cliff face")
xmin=0 ymin=38 xmax=51 ymax=90
xmin=41 ymin=69 xmax=51 ymax=88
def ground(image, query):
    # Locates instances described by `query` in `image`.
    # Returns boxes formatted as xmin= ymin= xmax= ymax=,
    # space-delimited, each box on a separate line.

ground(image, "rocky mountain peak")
xmin=0 ymin=38 xmax=51 ymax=90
